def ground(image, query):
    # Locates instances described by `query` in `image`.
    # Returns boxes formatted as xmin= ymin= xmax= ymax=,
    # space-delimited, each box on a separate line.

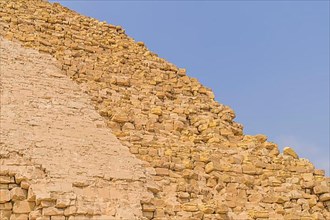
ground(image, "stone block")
xmin=0 ymin=210 xmax=12 ymax=220
xmin=9 ymin=213 xmax=29 ymax=220
xmin=205 ymin=162 xmax=214 ymax=174
xmin=0 ymin=189 xmax=11 ymax=203
xmin=0 ymin=202 xmax=12 ymax=210
xmin=11 ymin=187 xmax=27 ymax=201
xmin=155 ymin=168 xmax=169 ymax=176
xmin=0 ymin=176 xmax=11 ymax=184
xmin=182 ymin=203 xmax=199 ymax=212
xmin=29 ymin=210 xmax=41 ymax=220
xmin=0 ymin=184 xmax=9 ymax=189
xmin=320 ymin=193 xmax=330 ymax=202
xmin=20 ymin=181 xmax=30 ymax=190
xmin=64 ymin=206 xmax=77 ymax=216
xmin=50 ymin=216 xmax=65 ymax=220
xmin=283 ymin=147 xmax=298 ymax=159
xmin=314 ymin=184 xmax=329 ymax=194
xmin=55 ymin=198 xmax=70 ymax=208
xmin=142 ymin=211 xmax=154 ymax=219
xmin=42 ymin=207 xmax=64 ymax=216
xmin=142 ymin=204 xmax=155 ymax=212
xmin=12 ymin=200 xmax=35 ymax=214
xmin=151 ymin=107 xmax=162 ymax=116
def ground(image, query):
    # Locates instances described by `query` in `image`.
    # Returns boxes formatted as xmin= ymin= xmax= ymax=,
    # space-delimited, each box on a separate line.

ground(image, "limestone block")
xmin=137 ymin=41 xmax=145 ymax=46
xmin=283 ymin=147 xmax=298 ymax=159
xmin=116 ymin=77 xmax=130 ymax=87
xmin=55 ymin=197 xmax=71 ymax=208
xmin=40 ymin=200 xmax=55 ymax=208
xmin=320 ymin=193 xmax=330 ymax=202
xmin=276 ymin=196 xmax=290 ymax=204
xmin=173 ymin=120 xmax=184 ymax=131
xmin=314 ymin=185 xmax=329 ymax=194
xmin=205 ymin=162 xmax=214 ymax=174
xmin=290 ymin=190 xmax=303 ymax=199
xmin=12 ymin=200 xmax=35 ymax=214
xmin=151 ymin=107 xmax=162 ymax=116
xmin=206 ymin=177 xmax=217 ymax=188
xmin=302 ymin=173 xmax=314 ymax=182
xmin=155 ymin=168 xmax=169 ymax=176
xmin=255 ymin=134 xmax=267 ymax=143
xmin=50 ymin=216 xmax=65 ymax=220
xmin=0 ymin=210 xmax=12 ymax=220
xmin=0 ymin=202 xmax=12 ymax=210
xmin=122 ymin=122 xmax=135 ymax=130
xmin=178 ymin=68 xmax=186 ymax=76
xmin=142 ymin=211 xmax=154 ymax=219
xmin=262 ymin=195 xmax=278 ymax=203
xmin=199 ymin=204 xmax=215 ymax=214
xmin=0 ymin=189 xmax=11 ymax=203
xmin=177 ymin=192 xmax=190 ymax=199
xmin=142 ymin=204 xmax=155 ymax=212
xmin=314 ymin=169 xmax=325 ymax=176
xmin=249 ymin=210 xmax=269 ymax=218
xmin=64 ymin=206 xmax=77 ymax=216
xmin=67 ymin=215 xmax=90 ymax=220
xmin=112 ymin=112 xmax=130 ymax=123
xmin=20 ymin=181 xmax=30 ymax=190
xmin=182 ymin=203 xmax=199 ymax=212
xmin=154 ymin=208 xmax=165 ymax=218
xmin=9 ymin=184 xmax=20 ymax=190
xmin=11 ymin=187 xmax=27 ymax=201
xmin=42 ymin=207 xmax=64 ymax=216
xmin=29 ymin=210 xmax=41 ymax=220
xmin=302 ymin=181 xmax=315 ymax=189
xmin=0 ymin=184 xmax=8 ymax=189
xmin=145 ymin=182 xmax=160 ymax=194
xmin=242 ymin=163 xmax=261 ymax=175
xmin=0 ymin=176 xmax=11 ymax=184
xmin=9 ymin=213 xmax=29 ymax=220
xmin=308 ymin=197 xmax=318 ymax=207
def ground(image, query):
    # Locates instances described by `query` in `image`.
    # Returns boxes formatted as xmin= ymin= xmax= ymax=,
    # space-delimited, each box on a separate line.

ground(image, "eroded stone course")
xmin=0 ymin=0 xmax=329 ymax=219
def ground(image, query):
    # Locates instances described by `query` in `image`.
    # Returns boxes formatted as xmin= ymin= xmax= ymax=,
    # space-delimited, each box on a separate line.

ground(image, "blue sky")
xmin=52 ymin=0 xmax=329 ymax=175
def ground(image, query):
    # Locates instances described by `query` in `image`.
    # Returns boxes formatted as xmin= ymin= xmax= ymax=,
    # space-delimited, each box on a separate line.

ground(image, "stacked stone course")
xmin=0 ymin=0 xmax=329 ymax=219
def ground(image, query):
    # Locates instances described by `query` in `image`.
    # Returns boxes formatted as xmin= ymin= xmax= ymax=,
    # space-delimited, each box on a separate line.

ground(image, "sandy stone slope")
xmin=0 ymin=37 xmax=154 ymax=220
xmin=0 ymin=0 xmax=329 ymax=219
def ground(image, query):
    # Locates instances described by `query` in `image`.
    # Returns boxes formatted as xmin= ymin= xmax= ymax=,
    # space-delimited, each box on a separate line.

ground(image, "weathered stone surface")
xmin=0 ymin=37 xmax=154 ymax=219
xmin=0 ymin=176 xmax=11 ymax=184
xmin=205 ymin=162 xmax=214 ymax=174
xmin=42 ymin=207 xmax=64 ymax=216
xmin=283 ymin=147 xmax=299 ymax=159
xmin=314 ymin=184 xmax=329 ymax=194
xmin=12 ymin=201 xmax=35 ymax=214
xmin=0 ymin=0 xmax=328 ymax=219
xmin=9 ymin=213 xmax=29 ymax=220
xmin=0 ymin=202 xmax=12 ymax=210
xmin=182 ymin=203 xmax=199 ymax=212
xmin=320 ymin=193 xmax=330 ymax=202
xmin=155 ymin=168 xmax=169 ymax=176
xmin=0 ymin=210 xmax=12 ymax=220
xmin=63 ymin=206 xmax=77 ymax=216
xmin=10 ymin=188 xmax=27 ymax=201
xmin=0 ymin=190 xmax=11 ymax=203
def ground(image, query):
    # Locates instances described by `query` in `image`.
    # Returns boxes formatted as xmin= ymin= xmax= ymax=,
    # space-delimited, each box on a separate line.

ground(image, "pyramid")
xmin=0 ymin=0 xmax=329 ymax=219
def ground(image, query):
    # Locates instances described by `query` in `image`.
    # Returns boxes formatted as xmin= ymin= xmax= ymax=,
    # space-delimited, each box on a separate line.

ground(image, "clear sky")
xmin=51 ymin=0 xmax=329 ymax=175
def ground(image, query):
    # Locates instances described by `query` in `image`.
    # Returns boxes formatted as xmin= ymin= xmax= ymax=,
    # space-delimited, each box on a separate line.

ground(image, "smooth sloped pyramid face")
xmin=0 ymin=37 xmax=154 ymax=219
xmin=0 ymin=0 xmax=329 ymax=220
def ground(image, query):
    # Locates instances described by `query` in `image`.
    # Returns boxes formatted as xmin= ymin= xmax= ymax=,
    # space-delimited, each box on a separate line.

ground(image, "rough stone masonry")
xmin=0 ymin=0 xmax=329 ymax=219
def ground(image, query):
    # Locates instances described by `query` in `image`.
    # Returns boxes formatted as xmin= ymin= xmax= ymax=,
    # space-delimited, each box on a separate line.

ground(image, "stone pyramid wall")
xmin=0 ymin=0 xmax=329 ymax=219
